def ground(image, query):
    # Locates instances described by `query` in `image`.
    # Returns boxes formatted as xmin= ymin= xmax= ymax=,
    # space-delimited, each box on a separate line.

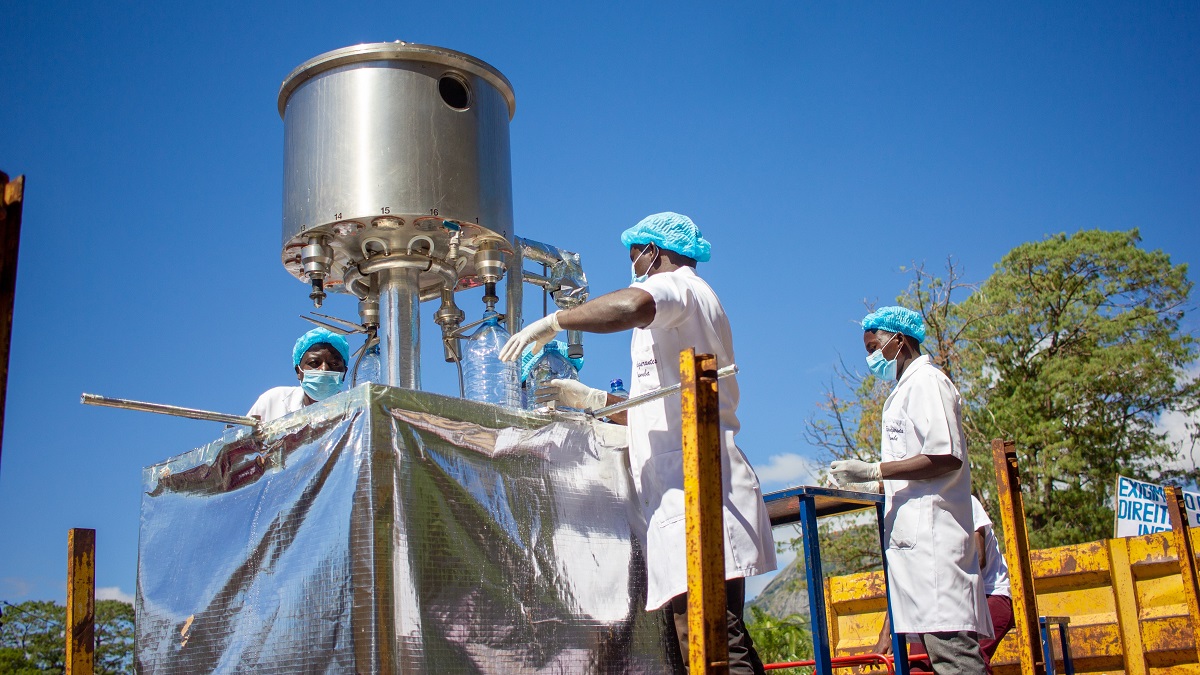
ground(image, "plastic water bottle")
xmin=355 ymin=343 xmax=381 ymax=385
xmin=609 ymin=378 xmax=628 ymax=399
xmin=522 ymin=342 xmax=580 ymax=410
xmin=463 ymin=310 xmax=521 ymax=407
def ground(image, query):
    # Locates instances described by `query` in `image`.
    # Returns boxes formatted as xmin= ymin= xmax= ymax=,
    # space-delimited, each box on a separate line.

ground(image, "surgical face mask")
xmin=301 ymin=369 xmax=344 ymax=401
xmin=865 ymin=333 xmax=900 ymax=381
xmin=630 ymin=245 xmax=658 ymax=284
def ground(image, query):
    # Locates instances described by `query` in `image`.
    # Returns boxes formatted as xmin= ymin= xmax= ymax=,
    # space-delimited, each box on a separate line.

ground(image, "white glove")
xmin=541 ymin=379 xmax=608 ymax=411
xmin=828 ymin=459 xmax=883 ymax=486
xmin=499 ymin=311 xmax=561 ymax=362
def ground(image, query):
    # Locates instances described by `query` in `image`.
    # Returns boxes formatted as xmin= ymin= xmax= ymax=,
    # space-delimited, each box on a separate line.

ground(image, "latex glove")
xmin=499 ymin=311 xmax=561 ymax=362
xmin=540 ymin=379 xmax=607 ymax=411
xmin=828 ymin=459 xmax=883 ymax=486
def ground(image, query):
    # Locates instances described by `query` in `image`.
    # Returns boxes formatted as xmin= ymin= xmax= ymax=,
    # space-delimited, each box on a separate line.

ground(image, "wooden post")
xmin=66 ymin=528 xmax=96 ymax=675
xmin=681 ymin=348 xmax=728 ymax=674
xmin=991 ymin=439 xmax=1045 ymax=675
xmin=1165 ymin=486 xmax=1200 ymax=664
xmin=0 ymin=171 xmax=24 ymax=471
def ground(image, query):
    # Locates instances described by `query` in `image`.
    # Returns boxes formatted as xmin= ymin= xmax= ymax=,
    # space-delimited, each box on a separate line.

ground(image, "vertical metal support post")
xmin=1166 ymin=486 xmax=1200 ymax=664
xmin=0 ymin=172 xmax=23 ymax=471
xmin=800 ymin=496 xmax=831 ymax=675
xmin=680 ymin=348 xmax=728 ymax=674
xmin=1106 ymin=538 xmax=1148 ymax=675
xmin=505 ymin=245 xmax=523 ymax=337
xmin=876 ymin=502 xmax=910 ymax=675
xmin=1058 ymin=621 xmax=1076 ymax=675
xmin=1039 ymin=618 xmax=1055 ymax=675
xmin=991 ymin=439 xmax=1045 ymax=675
xmin=66 ymin=528 xmax=95 ymax=675
xmin=378 ymin=267 xmax=421 ymax=389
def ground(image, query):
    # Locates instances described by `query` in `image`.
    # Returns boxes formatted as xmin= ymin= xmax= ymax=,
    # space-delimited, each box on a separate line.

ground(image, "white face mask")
xmin=630 ymin=245 xmax=658 ymax=284
xmin=865 ymin=332 xmax=900 ymax=381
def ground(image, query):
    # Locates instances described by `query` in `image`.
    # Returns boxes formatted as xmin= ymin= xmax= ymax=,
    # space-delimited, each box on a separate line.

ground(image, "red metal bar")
xmin=766 ymin=653 xmax=894 ymax=674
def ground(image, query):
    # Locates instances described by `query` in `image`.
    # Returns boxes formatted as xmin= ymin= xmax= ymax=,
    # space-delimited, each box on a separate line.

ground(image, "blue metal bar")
xmin=799 ymin=495 xmax=832 ymax=675
xmin=876 ymin=502 xmax=909 ymax=675
xmin=1039 ymin=617 xmax=1055 ymax=675
xmin=1057 ymin=620 xmax=1074 ymax=675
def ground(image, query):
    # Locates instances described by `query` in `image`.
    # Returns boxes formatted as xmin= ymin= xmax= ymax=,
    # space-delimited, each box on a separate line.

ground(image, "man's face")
xmin=295 ymin=343 xmax=348 ymax=381
xmin=863 ymin=330 xmax=903 ymax=359
xmin=629 ymin=243 xmax=658 ymax=278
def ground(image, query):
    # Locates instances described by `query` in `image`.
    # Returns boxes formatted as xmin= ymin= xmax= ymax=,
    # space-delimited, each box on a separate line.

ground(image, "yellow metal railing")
xmin=822 ymin=513 xmax=1200 ymax=674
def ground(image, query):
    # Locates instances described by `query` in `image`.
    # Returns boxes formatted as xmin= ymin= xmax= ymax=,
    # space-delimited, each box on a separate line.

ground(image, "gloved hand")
xmin=828 ymin=459 xmax=883 ymax=486
xmin=499 ymin=311 xmax=562 ymax=362
xmin=539 ymin=379 xmax=608 ymax=411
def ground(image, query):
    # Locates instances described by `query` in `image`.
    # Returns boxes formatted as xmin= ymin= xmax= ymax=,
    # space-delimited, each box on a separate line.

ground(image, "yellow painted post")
xmin=1166 ymin=486 xmax=1200 ymax=664
xmin=1106 ymin=538 xmax=1149 ymax=675
xmin=681 ymin=348 xmax=728 ymax=674
xmin=991 ymin=439 xmax=1045 ymax=675
xmin=66 ymin=528 xmax=95 ymax=675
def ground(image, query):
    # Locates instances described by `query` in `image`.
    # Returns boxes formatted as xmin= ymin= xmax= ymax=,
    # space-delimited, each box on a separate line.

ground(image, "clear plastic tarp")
xmin=136 ymin=385 xmax=680 ymax=673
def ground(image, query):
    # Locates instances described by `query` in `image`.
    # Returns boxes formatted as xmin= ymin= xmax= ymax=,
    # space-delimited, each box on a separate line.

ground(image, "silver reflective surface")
xmin=137 ymin=386 xmax=681 ymax=673
xmin=279 ymin=43 xmax=516 ymax=294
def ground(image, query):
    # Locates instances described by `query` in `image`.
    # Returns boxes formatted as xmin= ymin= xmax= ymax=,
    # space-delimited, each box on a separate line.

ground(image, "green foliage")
xmin=959 ymin=229 xmax=1199 ymax=547
xmin=747 ymin=606 xmax=813 ymax=671
xmin=805 ymin=229 xmax=1200 ymax=562
xmin=0 ymin=599 xmax=135 ymax=674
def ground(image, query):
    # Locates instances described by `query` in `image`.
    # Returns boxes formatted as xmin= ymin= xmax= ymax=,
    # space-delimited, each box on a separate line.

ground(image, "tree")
xmin=0 ymin=599 xmax=135 ymax=674
xmin=960 ymin=229 xmax=1199 ymax=547
xmin=746 ymin=606 xmax=813 ymax=670
xmin=803 ymin=229 xmax=1199 ymax=561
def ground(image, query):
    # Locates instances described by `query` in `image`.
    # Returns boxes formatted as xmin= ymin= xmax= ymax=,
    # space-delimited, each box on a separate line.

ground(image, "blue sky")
xmin=1 ymin=1 xmax=1197 ymax=604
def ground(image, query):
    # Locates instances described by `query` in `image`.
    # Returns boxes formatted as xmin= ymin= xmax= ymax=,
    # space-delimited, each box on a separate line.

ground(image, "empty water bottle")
xmin=463 ymin=310 xmax=521 ymax=407
xmin=355 ymin=343 xmax=381 ymax=385
xmin=520 ymin=341 xmax=581 ymax=410
xmin=609 ymin=378 xmax=628 ymax=399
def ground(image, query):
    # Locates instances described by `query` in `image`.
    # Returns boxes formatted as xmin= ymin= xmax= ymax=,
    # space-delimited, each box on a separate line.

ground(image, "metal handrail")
xmin=765 ymin=653 xmax=894 ymax=673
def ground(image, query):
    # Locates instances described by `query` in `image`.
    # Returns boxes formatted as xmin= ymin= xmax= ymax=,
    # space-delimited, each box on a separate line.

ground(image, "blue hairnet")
xmin=620 ymin=212 xmax=712 ymax=263
xmin=519 ymin=340 xmax=584 ymax=383
xmin=861 ymin=306 xmax=926 ymax=343
xmin=293 ymin=327 xmax=351 ymax=367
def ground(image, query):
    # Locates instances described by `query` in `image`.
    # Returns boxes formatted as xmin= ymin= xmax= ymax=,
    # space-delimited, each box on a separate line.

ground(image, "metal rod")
xmin=81 ymin=393 xmax=260 ymax=427
xmin=681 ymin=349 xmax=729 ymax=674
xmin=588 ymin=364 xmax=738 ymax=418
xmin=66 ymin=527 xmax=96 ymax=675
xmin=991 ymin=439 xmax=1045 ymax=675
xmin=379 ymin=267 xmax=421 ymax=389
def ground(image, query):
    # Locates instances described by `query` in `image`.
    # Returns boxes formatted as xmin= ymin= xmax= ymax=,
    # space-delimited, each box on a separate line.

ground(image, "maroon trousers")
xmin=908 ymin=594 xmax=1014 ymax=674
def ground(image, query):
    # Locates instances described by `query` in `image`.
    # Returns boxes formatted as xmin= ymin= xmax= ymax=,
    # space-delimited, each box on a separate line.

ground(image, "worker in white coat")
xmin=828 ymin=306 xmax=991 ymax=675
xmin=247 ymin=327 xmax=350 ymax=422
xmin=499 ymin=212 xmax=776 ymax=674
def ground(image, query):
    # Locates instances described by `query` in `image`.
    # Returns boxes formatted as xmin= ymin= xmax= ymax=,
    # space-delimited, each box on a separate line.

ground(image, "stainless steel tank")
xmin=278 ymin=42 xmax=517 ymax=388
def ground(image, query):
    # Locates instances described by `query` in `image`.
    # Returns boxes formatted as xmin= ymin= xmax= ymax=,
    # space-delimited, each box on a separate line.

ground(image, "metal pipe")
xmin=588 ymin=364 xmax=738 ymax=417
xmin=379 ymin=267 xmax=421 ymax=388
xmin=80 ymin=393 xmax=260 ymax=427
xmin=506 ymin=246 xmax=523 ymax=336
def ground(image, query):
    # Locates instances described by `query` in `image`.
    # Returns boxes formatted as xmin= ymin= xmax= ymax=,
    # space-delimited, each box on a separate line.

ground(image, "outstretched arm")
xmin=558 ymin=288 xmax=656 ymax=333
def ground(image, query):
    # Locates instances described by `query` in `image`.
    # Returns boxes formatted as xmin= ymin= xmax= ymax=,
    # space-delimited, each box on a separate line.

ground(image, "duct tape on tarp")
xmin=135 ymin=385 xmax=681 ymax=674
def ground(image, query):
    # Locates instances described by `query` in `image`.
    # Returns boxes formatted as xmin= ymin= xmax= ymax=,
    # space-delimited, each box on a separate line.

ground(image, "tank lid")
xmin=278 ymin=41 xmax=516 ymax=119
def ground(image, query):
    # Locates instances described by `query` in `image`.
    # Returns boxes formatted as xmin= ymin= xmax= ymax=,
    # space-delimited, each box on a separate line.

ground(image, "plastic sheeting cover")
xmin=136 ymin=385 xmax=681 ymax=673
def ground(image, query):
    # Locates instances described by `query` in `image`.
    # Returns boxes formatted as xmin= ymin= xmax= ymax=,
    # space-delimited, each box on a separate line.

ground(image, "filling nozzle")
xmin=434 ymin=288 xmax=465 ymax=362
xmin=567 ymin=330 xmax=583 ymax=359
xmin=301 ymin=235 xmax=334 ymax=308
xmin=474 ymin=240 xmax=506 ymax=285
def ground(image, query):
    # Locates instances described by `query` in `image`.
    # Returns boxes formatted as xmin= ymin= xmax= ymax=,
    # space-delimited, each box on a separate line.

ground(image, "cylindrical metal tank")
xmin=278 ymin=42 xmax=516 ymax=296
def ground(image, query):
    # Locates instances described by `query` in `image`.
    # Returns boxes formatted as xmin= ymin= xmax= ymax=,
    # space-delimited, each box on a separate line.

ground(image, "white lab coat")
xmin=247 ymin=386 xmax=306 ymax=422
xmin=627 ymin=267 xmax=776 ymax=611
xmin=881 ymin=355 xmax=992 ymax=636
xmin=971 ymin=497 xmax=1011 ymax=598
